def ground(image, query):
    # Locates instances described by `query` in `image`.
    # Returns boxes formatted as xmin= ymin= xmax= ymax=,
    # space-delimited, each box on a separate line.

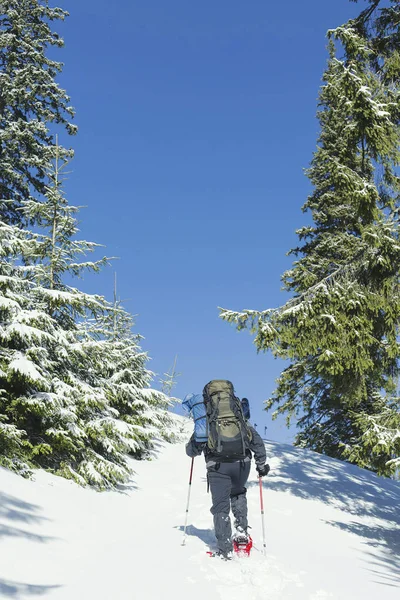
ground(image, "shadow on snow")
xmin=176 ymin=524 xmax=215 ymax=549
xmin=0 ymin=490 xmax=62 ymax=596
xmin=0 ymin=579 xmax=62 ymax=597
xmin=0 ymin=491 xmax=56 ymax=543
xmin=251 ymin=439 xmax=400 ymax=587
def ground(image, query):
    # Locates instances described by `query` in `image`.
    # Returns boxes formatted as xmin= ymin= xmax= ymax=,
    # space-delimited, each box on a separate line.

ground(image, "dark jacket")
xmin=185 ymin=425 xmax=267 ymax=469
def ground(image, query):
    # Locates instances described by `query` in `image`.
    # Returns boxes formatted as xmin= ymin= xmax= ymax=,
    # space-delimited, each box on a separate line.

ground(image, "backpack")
xmin=203 ymin=380 xmax=252 ymax=460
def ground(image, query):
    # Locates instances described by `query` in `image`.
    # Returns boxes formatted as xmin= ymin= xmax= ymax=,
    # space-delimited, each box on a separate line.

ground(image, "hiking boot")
xmin=233 ymin=525 xmax=250 ymax=541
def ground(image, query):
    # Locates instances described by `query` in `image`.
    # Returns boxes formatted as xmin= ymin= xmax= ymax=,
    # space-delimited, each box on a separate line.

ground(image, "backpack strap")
xmin=207 ymin=391 xmax=220 ymax=422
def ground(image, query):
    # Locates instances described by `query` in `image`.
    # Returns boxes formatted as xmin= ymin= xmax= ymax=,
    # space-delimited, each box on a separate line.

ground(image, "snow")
xmin=0 ymin=418 xmax=399 ymax=600
xmin=5 ymin=322 xmax=52 ymax=342
xmin=0 ymin=295 xmax=19 ymax=310
xmin=8 ymin=352 xmax=45 ymax=383
xmin=320 ymin=314 xmax=336 ymax=325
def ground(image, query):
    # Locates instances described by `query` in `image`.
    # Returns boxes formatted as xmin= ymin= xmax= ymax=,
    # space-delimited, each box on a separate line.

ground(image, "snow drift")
xmin=0 ymin=419 xmax=399 ymax=599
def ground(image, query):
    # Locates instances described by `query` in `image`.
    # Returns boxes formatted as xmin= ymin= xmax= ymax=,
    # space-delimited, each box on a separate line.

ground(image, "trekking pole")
xmin=259 ymin=476 xmax=267 ymax=555
xmin=182 ymin=457 xmax=194 ymax=546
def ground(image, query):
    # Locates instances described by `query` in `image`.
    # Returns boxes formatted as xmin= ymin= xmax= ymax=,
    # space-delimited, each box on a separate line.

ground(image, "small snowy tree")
xmin=105 ymin=295 xmax=173 ymax=445
xmin=0 ymin=0 xmax=76 ymax=224
xmin=79 ymin=278 xmax=174 ymax=456
xmin=160 ymin=355 xmax=181 ymax=398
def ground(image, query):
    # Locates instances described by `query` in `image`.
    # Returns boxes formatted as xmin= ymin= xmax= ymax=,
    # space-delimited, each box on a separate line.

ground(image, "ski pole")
xmin=259 ymin=476 xmax=267 ymax=555
xmin=182 ymin=457 xmax=194 ymax=546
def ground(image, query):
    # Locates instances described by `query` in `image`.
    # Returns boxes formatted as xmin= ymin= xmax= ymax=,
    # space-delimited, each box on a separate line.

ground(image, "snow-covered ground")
xmin=0 ymin=419 xmax=399 ymax=599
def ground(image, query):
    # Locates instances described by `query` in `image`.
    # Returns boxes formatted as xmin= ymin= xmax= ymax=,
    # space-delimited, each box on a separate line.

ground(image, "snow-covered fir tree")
xmin=0 ymin=0 xmax=76 ymax=224
xmin=221 ymin=9 xmax=400 ymax=477
xmin=160 ymin=355 xmax=181 ymax=398
xmin=104 ymin=283 xmax=173 ymax=445
xmin=1 ymin=145 xmax=174 ymax=488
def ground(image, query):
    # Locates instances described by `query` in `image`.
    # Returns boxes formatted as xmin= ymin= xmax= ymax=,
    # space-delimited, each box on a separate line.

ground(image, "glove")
xmin=185 ymin=437 xmax=205 ymax=458
xmin=257 ymin=463 xmax=270 ymax=477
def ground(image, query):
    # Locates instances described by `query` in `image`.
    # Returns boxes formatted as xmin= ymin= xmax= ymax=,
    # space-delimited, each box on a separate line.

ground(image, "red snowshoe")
xmin=232 ymin=534 xmax=253 ymax=556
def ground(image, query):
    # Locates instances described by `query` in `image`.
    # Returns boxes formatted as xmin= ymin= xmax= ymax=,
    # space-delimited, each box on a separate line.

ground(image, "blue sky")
xmin=57 ymin=0 xmax=361 ymax=443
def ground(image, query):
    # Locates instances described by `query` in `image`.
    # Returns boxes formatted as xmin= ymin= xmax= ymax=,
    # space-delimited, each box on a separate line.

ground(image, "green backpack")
xmin=203 ymin=380 xmax=252 ymax=460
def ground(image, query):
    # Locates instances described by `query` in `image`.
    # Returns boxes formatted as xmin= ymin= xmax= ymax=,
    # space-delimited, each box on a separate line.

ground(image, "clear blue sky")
xmin=57 ymin=0 xmax=361 ymax=443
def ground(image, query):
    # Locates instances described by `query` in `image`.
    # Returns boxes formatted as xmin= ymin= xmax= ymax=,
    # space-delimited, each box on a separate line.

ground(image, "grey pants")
xmin=208 ymin=460 xmax=251 ymax=554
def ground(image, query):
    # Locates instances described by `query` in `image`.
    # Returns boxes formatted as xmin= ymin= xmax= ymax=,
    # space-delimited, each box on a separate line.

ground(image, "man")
xmin=185 ymin=386 xmax=270 ymax=559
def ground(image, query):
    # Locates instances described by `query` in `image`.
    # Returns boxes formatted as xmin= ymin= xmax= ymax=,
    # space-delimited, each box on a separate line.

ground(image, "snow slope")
xmin=0 ymin=420 xmax=399 ymax=600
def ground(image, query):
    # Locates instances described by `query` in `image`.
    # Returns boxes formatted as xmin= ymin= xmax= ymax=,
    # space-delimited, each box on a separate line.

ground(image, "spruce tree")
xmin=0 ymin=0 xmax=76 ymax=224
xmin=221 ymin=15 xmax=400 ymax=476
xmin=1 ymin=145 xmax=175 ymax=486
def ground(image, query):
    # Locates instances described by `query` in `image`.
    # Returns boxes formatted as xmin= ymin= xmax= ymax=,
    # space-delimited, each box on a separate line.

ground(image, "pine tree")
xmin=0 ymin=0 xmax=76 ymax=224
xmin=221 ymin=14 xmax=400 ymax=476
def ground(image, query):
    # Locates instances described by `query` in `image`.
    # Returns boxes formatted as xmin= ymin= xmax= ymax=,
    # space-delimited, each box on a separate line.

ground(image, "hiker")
xmin=185 ymin=380 xmax=270 ymax=559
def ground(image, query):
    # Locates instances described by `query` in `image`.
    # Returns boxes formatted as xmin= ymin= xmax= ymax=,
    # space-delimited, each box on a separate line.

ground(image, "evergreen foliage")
xmin=221 ymin=2 xmax=400 ymax=477
xmin=0 ymin=217 xmax=83 ymax=477
xmin=0 ymin=0 xmax=76 ymax=224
